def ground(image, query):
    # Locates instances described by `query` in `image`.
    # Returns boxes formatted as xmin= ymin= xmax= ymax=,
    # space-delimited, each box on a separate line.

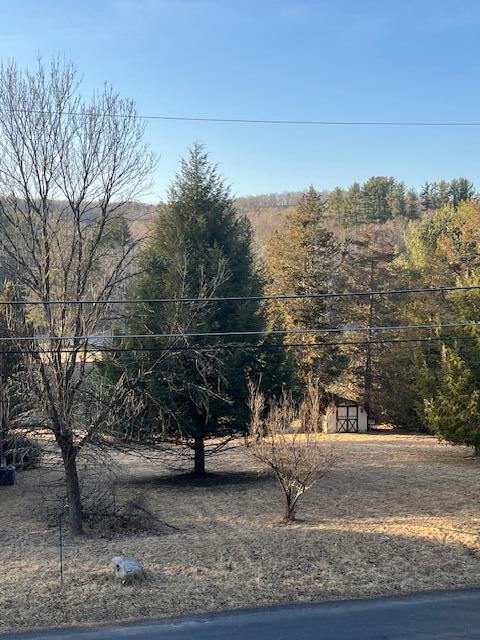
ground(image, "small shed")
xmin=323 ymin=397 xmax=368 ymax=434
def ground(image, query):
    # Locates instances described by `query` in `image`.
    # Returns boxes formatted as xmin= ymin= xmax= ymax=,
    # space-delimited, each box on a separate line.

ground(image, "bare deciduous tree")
xmin=247 ymin=381 xmax=337 ymax=522
xmin=0 ymin=59 xmax=155 ymax=534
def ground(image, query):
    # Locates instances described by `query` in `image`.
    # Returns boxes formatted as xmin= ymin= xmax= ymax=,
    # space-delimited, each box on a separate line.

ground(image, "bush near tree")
xmin=424 ymin=346 xmax=480 ymax=456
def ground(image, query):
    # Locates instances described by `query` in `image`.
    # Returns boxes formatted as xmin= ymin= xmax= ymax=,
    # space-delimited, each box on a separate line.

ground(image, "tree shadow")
xmin=121 ymin=469 xmax=274 ymax=489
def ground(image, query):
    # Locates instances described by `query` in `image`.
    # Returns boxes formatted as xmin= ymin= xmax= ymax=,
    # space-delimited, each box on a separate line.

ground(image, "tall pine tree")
xmin=130 ymin=145 xmax=265 ymax=474
xmin=334 ymin=222 xmax=398 ymax=414
xmin=266 ymin=187 xmax=344 ymax=390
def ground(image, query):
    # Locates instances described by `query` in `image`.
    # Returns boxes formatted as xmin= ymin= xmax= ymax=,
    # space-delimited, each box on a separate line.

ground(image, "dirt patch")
xmin=1 ymin=434 xmax=480 ymax=631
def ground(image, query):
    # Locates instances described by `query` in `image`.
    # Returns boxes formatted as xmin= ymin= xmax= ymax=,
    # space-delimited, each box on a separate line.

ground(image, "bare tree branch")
xmin=246 ymin=378 xmax=337 ymax=522
xmin=0 ymin=58 xmax=155 ymax=535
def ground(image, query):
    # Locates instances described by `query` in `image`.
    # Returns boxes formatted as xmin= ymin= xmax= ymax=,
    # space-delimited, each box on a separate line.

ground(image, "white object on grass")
xmin=112 ymin=556 xmax=145 ymax=582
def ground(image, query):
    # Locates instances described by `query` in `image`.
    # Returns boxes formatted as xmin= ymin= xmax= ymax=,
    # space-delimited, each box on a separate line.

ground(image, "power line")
xmin=0 ymin=284 xmax=478 ymax=307
xmin=140 ymin=117 xmax=480 ymax=127
xmin=0 ymin=321 xmax=478 ymax=343
xmin=0 ymin=334 xmax=476 ymax=356
xmin=10 ymin=109 xmax=480 ymax=127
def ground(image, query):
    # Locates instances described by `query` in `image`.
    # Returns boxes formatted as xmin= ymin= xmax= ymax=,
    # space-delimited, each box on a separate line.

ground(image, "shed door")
xmin=336 ymin=405 xmax=358 ymax=433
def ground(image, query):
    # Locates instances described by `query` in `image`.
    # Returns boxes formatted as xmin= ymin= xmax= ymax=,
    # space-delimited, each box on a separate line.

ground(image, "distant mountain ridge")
xmin=126 ymin=193 xmax=303 ymax=249
xmin=116 ymin=177 xmax=476 ymax=254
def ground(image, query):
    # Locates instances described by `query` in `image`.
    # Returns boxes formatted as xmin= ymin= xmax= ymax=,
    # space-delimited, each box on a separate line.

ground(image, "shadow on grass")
xmin=121 ymin=469 xmax=274 ymax=489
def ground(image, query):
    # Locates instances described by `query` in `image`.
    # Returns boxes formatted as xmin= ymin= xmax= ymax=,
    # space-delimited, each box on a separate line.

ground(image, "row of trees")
xmin=1 ymin=59 xmax=479 ymax=536
xmin=325 ymin=176 xmax=476 ymax=226
xmin=266 ymin=182 xmax=480 ymax=454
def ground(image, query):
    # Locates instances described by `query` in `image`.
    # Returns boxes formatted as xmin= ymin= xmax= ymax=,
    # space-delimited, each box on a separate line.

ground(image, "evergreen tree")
xmin=266 ymin=187 xmax=344 ymax=390
xmin=424 ymin=346 xmax=480 ymax=456
xmin=343 ymin=182 xmax=364 ymax=226
xmin=327 ymin=186 xmax=347 ymax=226
xmin=392 ymin=199 xmax=480 ymax=430
xmin=405 ymin=188 xmax=420 ymax=219
xmin=437 ymin=180 xmax=450 ymax=208
xmin=362 ymin=177 xmax=405 ymax=223
xmin=448 ymin=177 xmax=475 ymax=210
xmin=421 ymin=178 xmax=475 ymax=211
xmin=102 ymin=212 xmax=132 ymax=249
xmin=130 ymin=144 xmax=265 ymax=474
xmin=400 ymin=200 xmax=480 ymax=288
xmin=335 ymin=223 xmax=397 ymax=414
xmin=386 ymin=181 xmax=406 ymax=218
xmin=420 ymin=182 xmax=433 ymax=212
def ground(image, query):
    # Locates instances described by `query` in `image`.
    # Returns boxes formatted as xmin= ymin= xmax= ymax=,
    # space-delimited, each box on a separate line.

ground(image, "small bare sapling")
xmin=247 ymin=381 xmax=337 ymax=522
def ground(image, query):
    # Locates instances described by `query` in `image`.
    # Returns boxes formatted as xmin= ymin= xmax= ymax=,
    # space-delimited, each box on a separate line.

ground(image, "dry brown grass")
xmin=1 ymin=433 xmax=480 ymax=632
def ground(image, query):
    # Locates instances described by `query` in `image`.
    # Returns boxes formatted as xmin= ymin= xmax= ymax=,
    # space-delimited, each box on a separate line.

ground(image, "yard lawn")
xmin=1 ymin=433 xmax=480 ymax=632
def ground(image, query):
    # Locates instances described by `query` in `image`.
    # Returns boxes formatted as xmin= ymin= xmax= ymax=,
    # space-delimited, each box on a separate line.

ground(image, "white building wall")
xmin=322 ymin=404 xmax=368 ymax=433
xmin=358 ymin=405 xmax=368 ymax=432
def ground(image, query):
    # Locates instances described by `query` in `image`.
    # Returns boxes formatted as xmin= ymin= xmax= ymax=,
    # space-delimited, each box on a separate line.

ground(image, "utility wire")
xmin=0 ymin=334 xmax=476 ymax=356
xmin=10 ymin=109 xmax=480 ymax=127
xmin=0 ymin=284 xmax=478 ymax=307
xmin=0 ymin=321 xmax=478 ymax=343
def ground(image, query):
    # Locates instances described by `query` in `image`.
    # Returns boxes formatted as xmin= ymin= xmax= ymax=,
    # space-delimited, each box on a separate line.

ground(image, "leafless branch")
xmin=246 ymin=378 xmax=337 ymax=522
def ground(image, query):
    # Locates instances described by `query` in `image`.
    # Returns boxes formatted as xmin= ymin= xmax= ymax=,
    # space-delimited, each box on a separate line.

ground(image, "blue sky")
xmin=1 ymin=0 xmax=480 ymax=200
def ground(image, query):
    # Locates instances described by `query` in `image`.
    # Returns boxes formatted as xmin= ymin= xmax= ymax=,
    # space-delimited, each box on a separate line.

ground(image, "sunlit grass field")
xmin=1 ymin=433 xmax=480 ymax=631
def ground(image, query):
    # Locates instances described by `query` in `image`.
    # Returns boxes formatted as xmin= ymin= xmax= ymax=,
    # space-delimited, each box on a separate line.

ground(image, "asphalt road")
xmin=3 ymin=589 xmax=480 ymax=640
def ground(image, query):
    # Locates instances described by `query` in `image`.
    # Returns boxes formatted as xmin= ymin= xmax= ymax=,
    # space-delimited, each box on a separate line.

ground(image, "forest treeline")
xmin=103 ymin=164 xmax=480 ymax=460
xmin=260 ymin=175 xmax=480 ymax=437
xmin=3 ymin=150 xmax=480 ymax=470
xmin=235 ymin=176 xmax=476 ymax=248
xmin=1 ymin=58 xmax=480 ymax=535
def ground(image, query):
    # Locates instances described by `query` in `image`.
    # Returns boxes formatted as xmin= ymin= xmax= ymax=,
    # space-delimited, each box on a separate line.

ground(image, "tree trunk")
xmin=60 ymin=444 xmax=83 ymax=536
xmin=364 ymin=262 xmax=375 ymax=417
xmin=0 ymin=354 xmax=8 ymax=468
xmin=283 ymin=501 xmax=296 ymax=523
xmin=364 ymin=340 xmax=372 ymax=417
xmin=193 ymin=437 xmax=206 ymax=475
